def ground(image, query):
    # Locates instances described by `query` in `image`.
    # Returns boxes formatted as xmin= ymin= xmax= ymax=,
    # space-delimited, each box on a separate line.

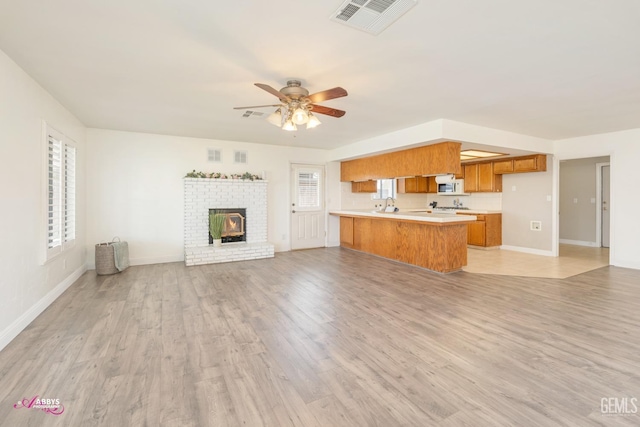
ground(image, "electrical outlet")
xmin=512 ymin=186 xmax=516 ymax=191
xmin=530 ymin=221 xmax=542 ymax=231
xmin=573 ymin=198 xmax=578 ymax=204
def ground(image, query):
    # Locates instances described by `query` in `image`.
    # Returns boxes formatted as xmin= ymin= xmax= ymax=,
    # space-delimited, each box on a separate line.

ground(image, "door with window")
xmin=290 ymin=164 xmax=325 ymax=250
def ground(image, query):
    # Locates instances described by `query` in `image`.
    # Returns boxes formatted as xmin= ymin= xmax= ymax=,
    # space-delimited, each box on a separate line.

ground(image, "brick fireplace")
xmin=184 ymin=178 xmax=274 ymax=266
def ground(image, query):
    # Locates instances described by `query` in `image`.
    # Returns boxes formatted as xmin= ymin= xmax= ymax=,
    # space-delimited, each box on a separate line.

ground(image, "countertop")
xmin=329 ymin=209 xmax=477 ymax=223
xmin=406 ymin=208 xmax=502 ymax=215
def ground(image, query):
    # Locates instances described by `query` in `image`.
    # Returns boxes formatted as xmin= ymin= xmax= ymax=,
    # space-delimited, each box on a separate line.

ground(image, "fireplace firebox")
xmin=209 ymin=208 xmax=246 ymax=244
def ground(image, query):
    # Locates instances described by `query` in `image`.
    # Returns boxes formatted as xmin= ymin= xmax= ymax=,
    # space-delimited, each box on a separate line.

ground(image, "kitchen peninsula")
xmin=330 ymin=210 xmax=477 ymax=273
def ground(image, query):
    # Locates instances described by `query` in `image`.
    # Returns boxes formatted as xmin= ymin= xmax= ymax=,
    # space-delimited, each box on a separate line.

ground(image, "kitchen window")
xmin=372 ymin=179 xmax=396 ymax=200
xmin=45 ymin=125 xmax=76 ymax=261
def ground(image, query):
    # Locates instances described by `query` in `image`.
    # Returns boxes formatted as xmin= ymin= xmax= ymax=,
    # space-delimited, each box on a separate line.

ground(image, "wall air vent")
xmin=208 ymin=148 xmax=222 ymax=163
xmin=330 ymin=0 xmax=417 ymax=35
xmin=234 ymin=150 xmax=248 ymax=164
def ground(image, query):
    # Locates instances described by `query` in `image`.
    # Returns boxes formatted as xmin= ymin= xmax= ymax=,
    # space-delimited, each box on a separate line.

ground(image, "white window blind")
xmin=297 ymin=171 xmax=320 ymax=208
xmin=45 ymin=125 xmax=76 ymax=260
xmin=64 ymin=144 xmax=76 ymax=243
xmin=47 ymin=135 xmax=63 ymax=250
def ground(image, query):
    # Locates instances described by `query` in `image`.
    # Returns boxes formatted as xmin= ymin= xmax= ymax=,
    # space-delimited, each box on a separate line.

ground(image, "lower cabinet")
xmin=460 ymin=213 xmax=502 ymax=247
xmin=340 ymin=216 xmax=354 ymax=248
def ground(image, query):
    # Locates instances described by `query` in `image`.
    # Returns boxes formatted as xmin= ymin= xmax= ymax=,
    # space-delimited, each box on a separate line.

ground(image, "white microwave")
xmin=437 ymin=179 xmax=467 ymax=195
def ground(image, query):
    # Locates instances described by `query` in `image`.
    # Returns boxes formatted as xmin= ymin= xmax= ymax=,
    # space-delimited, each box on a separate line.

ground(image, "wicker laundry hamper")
xmin=95 ymin=237 xmax=129 ymax=275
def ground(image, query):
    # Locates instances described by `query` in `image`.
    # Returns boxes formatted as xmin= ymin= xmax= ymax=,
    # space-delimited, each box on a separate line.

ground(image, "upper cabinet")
xmin=397 ymin=176 xmax=438 ymax=193
xmin=351 ymin=180 xmax=378 ymax=193
xmin=340 ymin=141 xmax=462 ymax=182
xmin=464 ymin=163 xmax=502 ymax=193
xmin=491 ymin=154 xmax=547 ymax=174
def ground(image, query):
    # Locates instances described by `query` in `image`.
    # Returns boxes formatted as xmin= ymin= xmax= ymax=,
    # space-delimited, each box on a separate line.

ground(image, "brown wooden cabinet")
xmin=463 ymin=162 xmax=502 ymax=192
xmin=397 ymin=176 xmax=429 ymax=193
xmin=492 ymin=159 xmax=514 ymax=174
xmin=459 ymin=213 xmax=502 ymax=247
xmin=513 ymin=154 xmax=547 ymax=173
xmin=351 ymin=180 xmax=377 ymax=193
xmin=492 ymin=154 xmax=547 ymax=174
xmin=340 ymin=141 xmax=462 ymax=182
xmin=340 ymin=217 xmax=354 ymax=248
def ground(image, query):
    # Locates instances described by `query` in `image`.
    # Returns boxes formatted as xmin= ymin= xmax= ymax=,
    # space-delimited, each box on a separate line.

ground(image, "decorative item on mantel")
xmin=184 ymin=170 xmax=263 ymax=180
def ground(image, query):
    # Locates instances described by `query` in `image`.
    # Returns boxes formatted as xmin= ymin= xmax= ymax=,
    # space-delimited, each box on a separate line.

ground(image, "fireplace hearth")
xmin=209 ymin=208 xmax=246 ymax=244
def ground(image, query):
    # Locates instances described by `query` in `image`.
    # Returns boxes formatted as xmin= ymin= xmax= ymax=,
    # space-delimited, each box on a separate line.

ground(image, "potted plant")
xmin=209 ymin=212 xmax=226 ymax=247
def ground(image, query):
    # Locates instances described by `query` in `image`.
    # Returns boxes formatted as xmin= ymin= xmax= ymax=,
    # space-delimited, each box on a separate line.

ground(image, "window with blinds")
xmin=297 ymin=171 xmax=320 ymax=209
xmin=46 ymin=126 xmax=76 ymax=260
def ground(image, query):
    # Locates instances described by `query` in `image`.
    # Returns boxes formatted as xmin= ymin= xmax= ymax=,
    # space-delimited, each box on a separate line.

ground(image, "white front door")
xmin=290 ymin=164 xmax=325 ymax=250
xmin=602 ymin=165 xmax=610 ymax=248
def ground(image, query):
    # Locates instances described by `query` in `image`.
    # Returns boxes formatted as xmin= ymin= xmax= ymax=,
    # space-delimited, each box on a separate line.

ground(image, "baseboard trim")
xmin=86 ymin=254 xmax=185 ymax=270
xmin=500 ymin=245 xmax=554 ymax=257
xmin=559 ymin=239 xmax=599 ymax=247
xmin=0 ymin=264 xmax=87 ymax=352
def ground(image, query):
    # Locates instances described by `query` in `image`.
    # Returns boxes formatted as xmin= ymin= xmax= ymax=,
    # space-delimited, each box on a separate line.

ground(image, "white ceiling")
xmin=1 ymin=0 xmax=639 ymax=150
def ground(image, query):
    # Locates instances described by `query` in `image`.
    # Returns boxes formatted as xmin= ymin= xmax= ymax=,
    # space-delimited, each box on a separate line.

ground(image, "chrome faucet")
xmin=384 ymin=197 xmax=395 ymax=210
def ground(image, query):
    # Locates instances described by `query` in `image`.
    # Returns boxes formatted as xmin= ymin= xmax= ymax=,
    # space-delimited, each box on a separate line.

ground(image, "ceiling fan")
xmin=234 ymin=80 xmax=348 ymax=131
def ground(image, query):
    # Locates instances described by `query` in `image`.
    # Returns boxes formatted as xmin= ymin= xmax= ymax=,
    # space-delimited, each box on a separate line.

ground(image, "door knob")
xmin=292 ymin=210 xmax=296 ymax=213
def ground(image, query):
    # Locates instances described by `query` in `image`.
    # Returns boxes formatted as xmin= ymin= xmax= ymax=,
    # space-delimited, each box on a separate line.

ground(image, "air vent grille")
xmin=365 ymin=0 xmax=395 ymax=13
xmin=330 ymin=0 xmax=417 ymax=35
xmin=241 ymin=110 xmax=265 ymax=119
xmin=208 ymin=148 xmax=221 ymax=163
xmin=234 ymin=150 xmax=248 ymax=164
xmin=336 ymin=4 xmax=360 ymax=21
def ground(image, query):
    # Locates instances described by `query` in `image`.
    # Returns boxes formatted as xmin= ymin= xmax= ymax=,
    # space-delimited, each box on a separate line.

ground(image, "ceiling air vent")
xmin=241 ymin=110 xmax=265 ymax=119
xmin=330 ymin=0 xmax=417 ymax=35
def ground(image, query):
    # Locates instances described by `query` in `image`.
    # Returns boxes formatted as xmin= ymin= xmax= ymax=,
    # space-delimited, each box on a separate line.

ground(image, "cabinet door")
xmin=416 ymin=177 xmax=429 ymax=192
xmin=493 ymin=159 xmax=514 ymax=174
xmin=427 ymin=176 xmax=438 ymax=193
xmin=352 ymin=181 xmax=377 ymax=193
xmin=463 ymin=164 xmax=478 ymax=192
xmin=477 ymin=163 xmax=495 ymax=192
xmin=340 ymin=217 xmax=354 ymax=248
xmin=514 ymin=155 xmax=546 ymax=172
xmin=398 ymin=177 xmax=429 ymax=193
xmin=467 ymin=221 xmax=486 ymax=246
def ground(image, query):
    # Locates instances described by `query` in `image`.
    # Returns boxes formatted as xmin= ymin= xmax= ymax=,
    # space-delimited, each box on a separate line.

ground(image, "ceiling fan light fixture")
xmin=282 ymin=120 xmax=297 ymax=131
xmin=306 ymin=113 xmax=321 ymax=129
xmin=267 ymin=108 xmax=282 ymax=127
xmin=292 ymin=107 xmax=309 ymax=125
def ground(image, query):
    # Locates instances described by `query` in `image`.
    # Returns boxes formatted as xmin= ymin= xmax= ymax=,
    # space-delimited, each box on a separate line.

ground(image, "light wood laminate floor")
xmin=464 ymin=244 xmax=610 ymax=278
xmin=1 ymin=248 xmax=638 ymax=426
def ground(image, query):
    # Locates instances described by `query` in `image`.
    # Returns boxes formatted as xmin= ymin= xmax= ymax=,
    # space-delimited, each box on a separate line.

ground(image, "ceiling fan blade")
xmin=307 ymin=87 xmax=348 ymax=104
xmin=255 ymin=83 xmax=289 ymax=101
xmin=233 ymin=104 xmax=281 ymax=110
xmin=310 ymin=104 xmax=346 ymax=118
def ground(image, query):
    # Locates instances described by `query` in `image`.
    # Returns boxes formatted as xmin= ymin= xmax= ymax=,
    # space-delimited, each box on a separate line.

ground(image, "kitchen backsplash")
xmin=340 ymin=182 xmax=502 ymax=211
xmin=426 ymin=193 xmax=502 ymax=211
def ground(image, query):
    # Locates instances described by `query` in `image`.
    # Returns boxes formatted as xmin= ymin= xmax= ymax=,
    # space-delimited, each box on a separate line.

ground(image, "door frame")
xmin=289 ymin=162 xmax=327 ymax=250
xmin=595 ymin=162 xmax=610 ymax=248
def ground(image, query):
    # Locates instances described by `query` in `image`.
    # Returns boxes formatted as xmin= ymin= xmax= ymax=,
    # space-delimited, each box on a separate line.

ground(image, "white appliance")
xmin=437 ymin=179 xmax=468 ymax=195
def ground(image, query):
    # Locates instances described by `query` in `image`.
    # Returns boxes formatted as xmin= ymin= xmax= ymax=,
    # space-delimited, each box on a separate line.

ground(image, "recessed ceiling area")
xmin=1 ymin=1 xmax=639 ymax=149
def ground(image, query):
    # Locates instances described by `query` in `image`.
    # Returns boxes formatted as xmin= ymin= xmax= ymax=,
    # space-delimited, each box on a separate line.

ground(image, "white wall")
xmin=0 ymin=49 xmax=86 ymax=350
xmin=85 ymin=129 xmax=330 ymax=266
xmin=555 ymin=130 xmax=640 ymax=270
xmin=501 ymin=156 xmax=554 ymax=254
